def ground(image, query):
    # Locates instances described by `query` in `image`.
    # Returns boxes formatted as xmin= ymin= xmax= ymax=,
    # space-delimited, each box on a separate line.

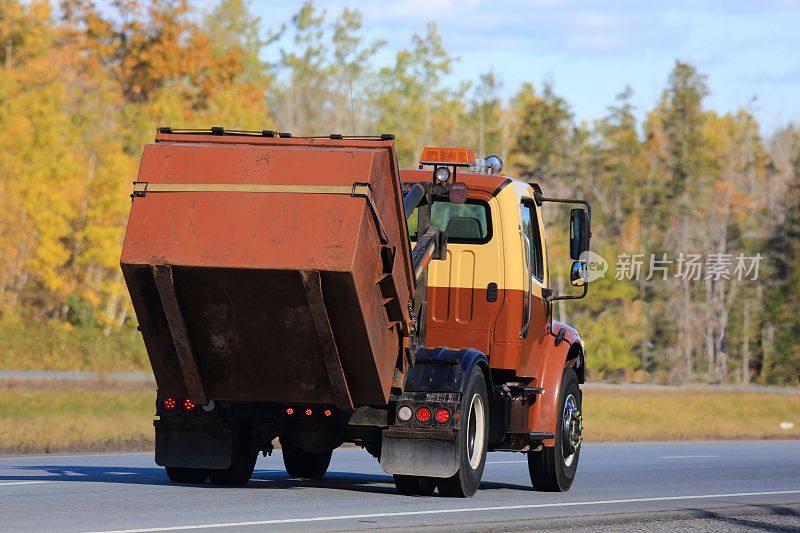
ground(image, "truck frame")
xmin=121 ymin=129 xmax=591 ymax=497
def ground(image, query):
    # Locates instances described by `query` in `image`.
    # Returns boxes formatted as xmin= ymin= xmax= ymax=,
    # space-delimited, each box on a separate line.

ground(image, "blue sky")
xmin=255 ymin=0 xmax=800 ymax=134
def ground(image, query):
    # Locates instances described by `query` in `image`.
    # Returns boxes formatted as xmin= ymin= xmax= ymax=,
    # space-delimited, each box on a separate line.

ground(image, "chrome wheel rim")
xmin=466 ymin=393 xmax=486 ymax=470
xmin=562 ymin=394 xmax=582 ymax=467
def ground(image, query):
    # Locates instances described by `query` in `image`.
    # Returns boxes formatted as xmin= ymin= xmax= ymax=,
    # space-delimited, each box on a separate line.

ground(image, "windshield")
xmin=408 ymin=199 xmax=492 ymax=244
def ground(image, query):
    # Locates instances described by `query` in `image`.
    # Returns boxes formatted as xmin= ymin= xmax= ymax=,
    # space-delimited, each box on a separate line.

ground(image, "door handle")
xmin=519 ymin=229 xmax=533 ymax=339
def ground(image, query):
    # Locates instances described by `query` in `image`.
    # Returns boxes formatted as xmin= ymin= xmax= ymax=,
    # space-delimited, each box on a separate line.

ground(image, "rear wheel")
xmin=208 ymin=426 xmax=257 ymax=486
xmin=436 ymin=366 xmax=489 ymax=497
xmin=393 ymin=474 xmax=436 ymax=496
xmin=528 ymin=368 xmax=582 ymax=492
xmin=280 ymin=436 xmax=332 ymax=479
xmin=165 ymin=466 xmax=208 ymax=484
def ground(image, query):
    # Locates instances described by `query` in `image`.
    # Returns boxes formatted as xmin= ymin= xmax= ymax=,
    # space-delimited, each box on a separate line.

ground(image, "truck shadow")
xmin=683 ymin=504 xmax=800 ymax=532
xmin=1 ymin=465 xmax=531 ymax=495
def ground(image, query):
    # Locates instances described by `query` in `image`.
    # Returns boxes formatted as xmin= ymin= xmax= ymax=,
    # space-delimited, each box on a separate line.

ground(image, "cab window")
xmin=408 ymin=199 xmax=492 ymax=244
xmin=521 ymin=199 xmax=544 ymax=281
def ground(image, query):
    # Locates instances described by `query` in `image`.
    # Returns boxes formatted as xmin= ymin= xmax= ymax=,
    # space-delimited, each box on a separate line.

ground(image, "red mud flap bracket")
xmin=380 ymin=427 xmax=458 ymax=478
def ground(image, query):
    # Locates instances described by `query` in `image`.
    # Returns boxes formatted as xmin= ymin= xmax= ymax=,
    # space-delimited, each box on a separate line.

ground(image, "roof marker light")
xmin=419 ymin=146 xmax=476 ymax=167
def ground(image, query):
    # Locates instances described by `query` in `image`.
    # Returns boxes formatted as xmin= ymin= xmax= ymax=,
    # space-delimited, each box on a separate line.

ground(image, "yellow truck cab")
xmin=399 ymin=148 xmax=589 ymax=492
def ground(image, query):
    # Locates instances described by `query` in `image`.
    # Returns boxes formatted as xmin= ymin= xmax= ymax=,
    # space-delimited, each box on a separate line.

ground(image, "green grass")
xmin=0 ymin=382 xmax=797 ymax=455
xmin=0 ymin=319 xmax=147 ymax=372
xmin=583 ymin=388 xmax=800 ymax=442
xmin=0 ymin=381 xmax=153 ymax=454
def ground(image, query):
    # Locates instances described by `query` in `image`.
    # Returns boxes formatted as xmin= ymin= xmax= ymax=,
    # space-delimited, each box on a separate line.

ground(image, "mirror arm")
xmin=536 ymin=193 xmax=592 ymax=303
xmin=534 ymin=193 xmax=592 ymax=219
xmin=546 ymin=284 xmax=588 ymax=302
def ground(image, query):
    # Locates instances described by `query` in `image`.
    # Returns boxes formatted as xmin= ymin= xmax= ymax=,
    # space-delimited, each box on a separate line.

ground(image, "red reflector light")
xmin=162 ymin=397 xmax=177 ymax=411
xmin=285 ymin=407 xmax=294 ymax=415
xmin=435 ymin=408 xmax=450 ymax=423
xmin=305 ymin=408 xmax=313 ymax=416
xmin=182 ymin=399 xmax=196 ymax=412
xmin=324 ymin=409 xmax=332 ymax=417
xmin=416 ymin=407 xmax=431 ymax=423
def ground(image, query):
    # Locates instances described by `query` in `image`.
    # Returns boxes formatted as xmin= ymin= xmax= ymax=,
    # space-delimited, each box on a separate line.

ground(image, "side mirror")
xmin=570 ymin=208 xmax=590 ymax=260
xmin=570 ymin=260 xmax=586 ymax=287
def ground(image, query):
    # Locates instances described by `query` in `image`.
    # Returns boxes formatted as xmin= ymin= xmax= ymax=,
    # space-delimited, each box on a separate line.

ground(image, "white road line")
xmin=658 ymin=455 xmax=720 ymax=459
xmin=0 ymin=452 xmax=150 ymax=462
xmin=0 ymin=481 xmax=50 ymax=487
xmin=87 ymin=489 xmax=800 ymax=533
xmin=487 ymin=460 xmax=528 ymax=464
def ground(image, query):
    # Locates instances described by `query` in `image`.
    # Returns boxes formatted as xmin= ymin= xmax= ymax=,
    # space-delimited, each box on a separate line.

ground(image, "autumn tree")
xmin=0 ymin=1 xmax=82 ymax=317
xmin=470 ymin=72 xmax=506 ymax=158
xmin=374 ymin=22 xmax=458 ymax=166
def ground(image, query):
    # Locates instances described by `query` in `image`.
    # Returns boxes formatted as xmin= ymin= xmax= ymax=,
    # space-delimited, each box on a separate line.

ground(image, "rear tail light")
xmin=162 ymin=397 xmax=177 ymax=411
xmin=416 ymin=406 xmax=432 ymax=423
xmin=182 ymin=398 xmax=196 ymax=412
xmin=435 ymin=408 xmax=450 ymax=424
xmin=305 ymin=408 xmax=313 ymax=416
xmin=324 ymin=409 xmax=332 ymax=417
xmin=285 ymin=407 xmax=294 ymax=415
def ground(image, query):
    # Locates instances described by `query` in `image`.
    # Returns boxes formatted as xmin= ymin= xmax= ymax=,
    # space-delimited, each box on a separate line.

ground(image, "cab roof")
xmin=399 ymin=168 xmax=522 ymax=197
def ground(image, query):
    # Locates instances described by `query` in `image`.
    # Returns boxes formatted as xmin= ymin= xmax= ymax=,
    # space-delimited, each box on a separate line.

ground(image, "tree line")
xmin=1 ymin=0 xmax=798 ymax=384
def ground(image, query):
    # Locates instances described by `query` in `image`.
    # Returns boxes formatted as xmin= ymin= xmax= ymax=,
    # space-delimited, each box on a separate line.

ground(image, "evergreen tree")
xmin=509 ymin=81 xmax=572 ymax=182
xmin=762 ymin=148 xmax=800 ymax=384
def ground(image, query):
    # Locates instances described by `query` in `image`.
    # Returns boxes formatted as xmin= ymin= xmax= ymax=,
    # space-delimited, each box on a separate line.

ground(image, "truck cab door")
xmin=421 ymin=195 xmax=505 ymax=355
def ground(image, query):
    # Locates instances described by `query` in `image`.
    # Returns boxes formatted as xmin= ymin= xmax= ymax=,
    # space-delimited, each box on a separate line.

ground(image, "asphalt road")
xmin=1 ymin=441 xmax=799 ymax=532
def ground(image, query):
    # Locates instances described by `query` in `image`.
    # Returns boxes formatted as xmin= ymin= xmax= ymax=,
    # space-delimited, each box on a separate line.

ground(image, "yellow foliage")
xmin=0 ymin=0 xmax=272 ymax=326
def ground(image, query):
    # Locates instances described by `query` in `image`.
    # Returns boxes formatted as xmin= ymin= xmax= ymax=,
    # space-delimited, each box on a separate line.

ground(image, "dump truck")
xmin=120 ymin=128 xmax=592 ymax=497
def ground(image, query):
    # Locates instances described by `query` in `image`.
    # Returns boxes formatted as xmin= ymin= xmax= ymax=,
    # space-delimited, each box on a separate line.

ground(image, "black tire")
xmin=436 ymin=366 xmax=489 ymax=498
xmin=528 ymin=368 xmax=582 ymax=492
xmin=165 ymin=466 xmax=208 ymax=484
xmin=393 ymin=475 xmax=436 ymax=496
xmin=280 ymin=436 xmax=332 ymax=479
xmin=208 ymin=427 xmax=257 ymax=487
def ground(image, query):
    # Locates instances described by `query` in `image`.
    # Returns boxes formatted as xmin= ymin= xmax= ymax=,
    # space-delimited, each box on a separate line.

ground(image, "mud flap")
xmin=154 ymin=419 xmax=232 ymax=469
xmin=380 ymin=436 xmax=458 ymax=478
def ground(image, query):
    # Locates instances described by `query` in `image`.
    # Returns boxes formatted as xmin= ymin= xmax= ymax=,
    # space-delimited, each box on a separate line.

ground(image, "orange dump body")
xmin=121 ymin=134 xmax=414 ymax=409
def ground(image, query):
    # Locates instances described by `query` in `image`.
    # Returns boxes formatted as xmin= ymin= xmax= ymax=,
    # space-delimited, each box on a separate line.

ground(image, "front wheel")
xmin=436 ymin=366 xmax=489 ymax=497
xmin=528 ymin=367 xmax=582 ymax=491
